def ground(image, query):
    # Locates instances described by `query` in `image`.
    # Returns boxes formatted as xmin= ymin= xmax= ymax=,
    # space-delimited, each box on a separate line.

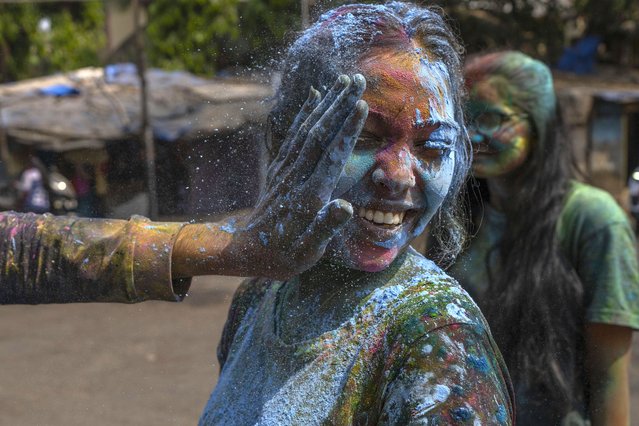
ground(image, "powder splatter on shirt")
xmin=202 ymin=249 xmax=514 ymax=425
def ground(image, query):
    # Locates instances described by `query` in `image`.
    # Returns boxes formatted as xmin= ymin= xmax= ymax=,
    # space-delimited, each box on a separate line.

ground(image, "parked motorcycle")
xmin=48 ymin=167 xmax=78 ymax=215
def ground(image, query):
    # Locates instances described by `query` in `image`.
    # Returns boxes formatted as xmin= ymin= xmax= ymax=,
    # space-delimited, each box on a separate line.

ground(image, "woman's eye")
xmin=356 ymin=133 xmax=384 ymax=150
xmin=414 ymin=141 xmax=451 ymax=159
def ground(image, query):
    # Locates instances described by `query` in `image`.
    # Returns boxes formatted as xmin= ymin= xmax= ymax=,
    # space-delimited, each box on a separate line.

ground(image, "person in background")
xmin=15 ymin=153 xmax=50 ymax=214
xmin=443 ymin=51 xmax=639 ymax=425
xmin=71 ymin=163 xmax=94 ymax=217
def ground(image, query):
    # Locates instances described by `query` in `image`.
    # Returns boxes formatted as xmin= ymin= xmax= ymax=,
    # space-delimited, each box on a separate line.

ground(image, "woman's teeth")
xmin=357 ymin=208 xmax=405 ymax=225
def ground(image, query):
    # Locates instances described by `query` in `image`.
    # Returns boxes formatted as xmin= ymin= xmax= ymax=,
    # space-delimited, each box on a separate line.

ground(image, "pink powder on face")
xmin=352 ymin=243 xmax=399 ymax=272
xmin=374 ymin=143 xmax=416 ymax=188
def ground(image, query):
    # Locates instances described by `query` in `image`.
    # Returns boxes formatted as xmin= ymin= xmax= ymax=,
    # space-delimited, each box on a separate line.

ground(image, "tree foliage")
xmin=146 ymin=0 xmax=240 ymax=74
xmin=428 ymin=0 xmax=639 ymax=64
xmin=0 ymin=2 xmax=105 ymax=83
xmin=1 ymin=0 xmax=637 ymax=83
xmin=146 ymin=0 xmax=301 ymax=75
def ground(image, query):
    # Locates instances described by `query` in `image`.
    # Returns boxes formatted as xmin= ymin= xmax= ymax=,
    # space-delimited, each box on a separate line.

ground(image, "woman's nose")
xmin=371 ymin=148 xmax=416 ymax=194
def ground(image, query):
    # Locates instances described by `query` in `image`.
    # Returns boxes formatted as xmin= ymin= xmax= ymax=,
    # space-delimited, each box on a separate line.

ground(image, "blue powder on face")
xmin=259 ymin=231 xmax=269 ymax=246
xmin=414 ymin=108 xmax=425 ymax=127
xmin=220 ymin=218 xmax=237 ymax=234
xmin=332 ymin=150 xmax=376 ymax=199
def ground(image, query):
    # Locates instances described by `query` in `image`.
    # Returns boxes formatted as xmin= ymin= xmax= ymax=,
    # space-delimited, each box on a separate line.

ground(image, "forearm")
xmin=0 ymin=211 xmax=187 ymax=304
xmin=585 ymin=323 xmax=632 ymax=426
xmin=171 ymin=220 xmax=240 ymax=278
xmin=587 ymin=352 xmax=630 ymax=425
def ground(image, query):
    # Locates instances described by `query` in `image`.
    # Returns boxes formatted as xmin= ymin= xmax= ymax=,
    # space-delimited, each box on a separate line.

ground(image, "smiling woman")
xmin=200 ymin=3 xmax=514 ymax=425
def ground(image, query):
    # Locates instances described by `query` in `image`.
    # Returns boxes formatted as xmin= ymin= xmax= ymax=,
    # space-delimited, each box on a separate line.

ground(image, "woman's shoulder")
xmin=379 ymin=249 xmax=490 ymax=341
xmin=560 ymin=181 xmax=631 ymax=238
xmin=217 ymin=278 xmax=278 ymax=368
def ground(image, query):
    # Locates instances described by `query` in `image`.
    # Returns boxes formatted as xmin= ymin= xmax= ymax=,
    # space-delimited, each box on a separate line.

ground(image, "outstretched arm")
xmin=0 ymin=75 xmax=368 ymax=303
xmin=172 ymin=74 xmax=368 ymax=280
xmin=0 ymin=212 xmax=188 ymax=303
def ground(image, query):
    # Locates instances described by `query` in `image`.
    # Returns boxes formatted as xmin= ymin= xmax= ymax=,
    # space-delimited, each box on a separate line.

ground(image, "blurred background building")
xmin=0 ymin=0 xmax=638 ymax=217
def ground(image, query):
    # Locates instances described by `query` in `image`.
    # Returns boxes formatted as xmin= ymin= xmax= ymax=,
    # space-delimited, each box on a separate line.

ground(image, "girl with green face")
xmin=447 ymin=51 xmax=639 ymax=425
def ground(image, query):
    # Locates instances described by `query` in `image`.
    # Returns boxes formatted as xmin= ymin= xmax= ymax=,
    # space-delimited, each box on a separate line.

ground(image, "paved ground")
xmin=0 ymin=275 xmax=638 ymax=425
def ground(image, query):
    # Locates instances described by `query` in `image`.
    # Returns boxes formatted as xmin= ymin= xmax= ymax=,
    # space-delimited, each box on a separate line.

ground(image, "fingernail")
xmin=352 ymin=73 xmax=366 ymax=90
xmin=356 ymin=99 xmax=368 ymax=113
xmin=337 ymin=74 xmax=350 ymax=87
xmin=331 ymin=199 xmax=353 ymax=221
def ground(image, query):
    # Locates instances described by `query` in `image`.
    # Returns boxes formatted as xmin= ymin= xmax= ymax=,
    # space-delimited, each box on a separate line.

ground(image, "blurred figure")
xmin=15 ymin=153 xmax=50 ymax=214
xmin=628 ymin=166 xmax=639 ymax=232
xmin=442 ymin=51 xmax=639 ymax=425
xmin=71 ymin=163 xmax=95 ymax=217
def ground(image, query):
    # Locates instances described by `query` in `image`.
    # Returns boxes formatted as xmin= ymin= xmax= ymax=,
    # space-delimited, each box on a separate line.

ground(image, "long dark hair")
xmin=464 ymin=51 xmax=584 ymax=410
xmin=268 ymin=2 xmax=471 ymax=262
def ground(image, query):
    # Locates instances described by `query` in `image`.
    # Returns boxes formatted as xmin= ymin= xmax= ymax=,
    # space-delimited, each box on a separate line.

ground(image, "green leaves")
xmin=146 ymin=0 xmax=241 ymax=75
xmin=0 ymin=2 xmax=104 ymax=82
xmin=146 ymin=0 xmax=300 ymax=75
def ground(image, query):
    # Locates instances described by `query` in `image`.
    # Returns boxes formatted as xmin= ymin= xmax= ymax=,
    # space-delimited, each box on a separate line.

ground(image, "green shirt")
xmin=203 ymin=249 xmax=515 ymax=425
xmin=450 ymin=181 xmax=639 ymax=425
xmin=0 ymin=211 xmax=190 ymax=303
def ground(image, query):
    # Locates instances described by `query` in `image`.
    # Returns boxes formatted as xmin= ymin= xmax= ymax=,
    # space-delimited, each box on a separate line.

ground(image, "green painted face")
xmin=466 ymin=76 xmax=533 ymax=178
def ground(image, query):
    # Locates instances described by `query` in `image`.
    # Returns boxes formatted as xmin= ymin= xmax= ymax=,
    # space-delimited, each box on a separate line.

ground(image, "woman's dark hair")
xmin=268 ymin=2 xmax=471 ymax=263
xmin=464 ymin=51 xmax=584 ymax=411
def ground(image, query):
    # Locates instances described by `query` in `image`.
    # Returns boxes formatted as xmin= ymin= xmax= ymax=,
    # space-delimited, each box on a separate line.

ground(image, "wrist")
xmin=172 ymin=219 xmax=239 ymax=278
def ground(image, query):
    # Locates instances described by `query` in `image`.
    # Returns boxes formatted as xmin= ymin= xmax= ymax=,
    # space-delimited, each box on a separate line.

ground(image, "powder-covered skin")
xmin=203 ymin=249 xmax=514 ymax=425
xmin=466 ymin=75 xmax=532 ymax=178
xmin=327 ymin=47 xmax=457 ymax=273
xmin=450 ymin=181 xmax=639 ymax=424
xmin=0 ymin=211 xmax=189 ymax=303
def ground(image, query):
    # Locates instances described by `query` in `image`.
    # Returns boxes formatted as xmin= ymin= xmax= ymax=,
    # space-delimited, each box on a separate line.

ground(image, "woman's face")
xmin=466 ymin=76 xmax=533 ymax=178
xmin=326 ymin=48 xmax=458 ymax=272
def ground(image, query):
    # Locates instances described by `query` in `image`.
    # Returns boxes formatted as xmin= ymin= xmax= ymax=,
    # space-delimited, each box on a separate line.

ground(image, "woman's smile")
xmin=324 ymin=46 xmax=458 ymax=272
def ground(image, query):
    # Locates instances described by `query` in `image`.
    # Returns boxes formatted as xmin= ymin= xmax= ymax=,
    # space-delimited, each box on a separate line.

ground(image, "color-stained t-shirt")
xmin=0 ymin=211 xmax=190 ymax=304
xmin=201 ymin=249 xmax=514 ymax=425
xmin=450 ymin=181 xmax=639 ymax=425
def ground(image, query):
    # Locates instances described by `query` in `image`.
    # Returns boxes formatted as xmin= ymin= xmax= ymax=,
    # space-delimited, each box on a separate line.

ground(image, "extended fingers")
xmin=286 ymin=74 xmax=366 ymax=187
xmin=304 ymin=99 xmax=368 ymax=200
xmin=291 ymin=199 xmax=353 ymax=268
xmin=268 ymin=87 xmax=321 ymax=177
xmin=266 ymin=76 xmax=350 ymax=188
xmin=297 ymin=74 xmax=352 ymax=142
xmin=310 ymin=74 xmax=366 ymax=149
xmin=283 ymin=75 xmax=352 ymax=162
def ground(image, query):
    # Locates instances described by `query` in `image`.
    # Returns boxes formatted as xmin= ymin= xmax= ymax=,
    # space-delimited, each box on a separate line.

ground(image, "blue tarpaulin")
xmin=38 ymin=84 xmax=80 ymax=97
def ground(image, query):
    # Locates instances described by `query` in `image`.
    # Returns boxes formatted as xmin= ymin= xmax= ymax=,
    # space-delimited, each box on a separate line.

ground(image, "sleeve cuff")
xmin=586 ymin=308 xmax=639 ymax=331
xmin=129 ymin=216 xmax=192 ymax=302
